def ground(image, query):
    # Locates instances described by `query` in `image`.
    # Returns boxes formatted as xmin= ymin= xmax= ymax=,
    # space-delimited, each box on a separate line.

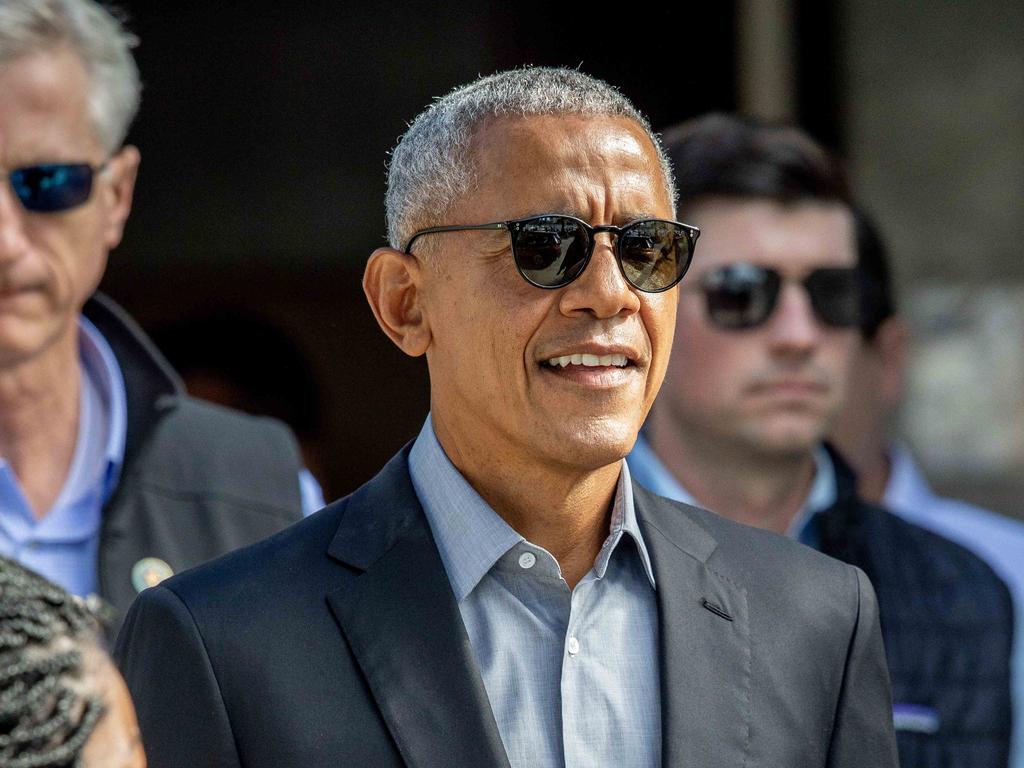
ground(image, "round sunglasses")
xmin=690 ymin=263 xmax=863 ymax=330
xmin=3 ymin=161 xmax=108 ymax=213
xmin=404 ymin=213 xmax=700 ymax=293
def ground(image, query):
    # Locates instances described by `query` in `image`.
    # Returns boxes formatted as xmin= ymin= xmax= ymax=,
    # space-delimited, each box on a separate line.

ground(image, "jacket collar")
xmin=82 ymin=293 xmax=183 ymax=470
xmin=633 ymin=483 xmax=752 ymax=767
xmin=325 ymin=447 xmax=511 ymax=768
xmin=814 ymin=443 xmax=868 ymax=564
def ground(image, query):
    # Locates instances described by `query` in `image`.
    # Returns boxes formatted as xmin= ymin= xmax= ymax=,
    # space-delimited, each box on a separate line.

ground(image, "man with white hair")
xmin=0 ymin=0 xmax=320 ymax=638
xmin=118 ymin=67 xmax=898 ymax=767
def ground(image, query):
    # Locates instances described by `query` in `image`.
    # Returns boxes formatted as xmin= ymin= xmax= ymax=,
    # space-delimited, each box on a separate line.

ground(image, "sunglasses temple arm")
xmin=404 ymin=222 xmax=509 ymax=254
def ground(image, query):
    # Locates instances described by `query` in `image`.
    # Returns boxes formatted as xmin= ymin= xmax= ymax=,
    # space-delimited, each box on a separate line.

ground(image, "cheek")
xmin=821 ymin=334 xmax=857 ymax=387
xmin=667 ymin=323 xmax=753 ymax=412
xmin=26 ymin=214 xmax=109 ymax=304
xmin=643 ymin=295 xmax=677 ymax=381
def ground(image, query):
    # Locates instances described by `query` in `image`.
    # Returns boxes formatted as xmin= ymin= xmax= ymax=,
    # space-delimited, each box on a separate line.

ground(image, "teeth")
xmin=545 ymin=353 xmax=629 ymax=368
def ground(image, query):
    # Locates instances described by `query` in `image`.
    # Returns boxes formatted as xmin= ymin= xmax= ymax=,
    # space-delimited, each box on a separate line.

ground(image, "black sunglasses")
xmin=404 ymin=213 xmax=699 ymax=293
xmin=693 ymin=264 xmax=862 ymax=330
xmin=4 ymin=161 xmax=108 ymax=213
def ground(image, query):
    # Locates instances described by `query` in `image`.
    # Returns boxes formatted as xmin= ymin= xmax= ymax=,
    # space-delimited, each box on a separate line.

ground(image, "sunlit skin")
xmin=828 ymin=315 xmax=909 ymax=503
xmin=647 ymin=198 xmax=857 ymax=534
xmin=364 ymin=115 xmax=677 ymax=586
xmin=0 ymin=47 xmax=138 ymax=518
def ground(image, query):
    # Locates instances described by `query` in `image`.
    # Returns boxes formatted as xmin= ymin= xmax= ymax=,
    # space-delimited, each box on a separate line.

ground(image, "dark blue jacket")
xmin=816 ymin=446 xmax=1014 ymax=768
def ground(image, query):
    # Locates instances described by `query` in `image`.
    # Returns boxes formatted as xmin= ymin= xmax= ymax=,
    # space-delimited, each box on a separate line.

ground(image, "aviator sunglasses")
xmin=692 ymin=263 xmax=862 ymax=330
xmin=3 ymin=161 xmax=108 ymax=213
xmin=404 ymin=213 xmax=700 ymax=293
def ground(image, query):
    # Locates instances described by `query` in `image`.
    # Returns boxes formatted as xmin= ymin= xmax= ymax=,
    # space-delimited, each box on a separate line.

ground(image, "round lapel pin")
xmin=132 ymin=557 xmax=174 ymax=593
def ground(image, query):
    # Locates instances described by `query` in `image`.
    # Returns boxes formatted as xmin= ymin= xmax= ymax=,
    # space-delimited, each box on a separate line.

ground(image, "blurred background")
xmin=104 ymin=0 xmax=1024 ymax=515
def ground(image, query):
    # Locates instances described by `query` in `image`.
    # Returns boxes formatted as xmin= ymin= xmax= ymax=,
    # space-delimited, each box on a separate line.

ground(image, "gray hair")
xmin=386 ymin=67 xmax=676 ymax=251
xmin=0 ymin=0 xmax=140 ymax=154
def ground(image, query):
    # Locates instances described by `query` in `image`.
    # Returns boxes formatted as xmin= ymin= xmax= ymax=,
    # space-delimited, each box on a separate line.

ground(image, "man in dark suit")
xmin=116 ymin=68 xmax=899 ymax=767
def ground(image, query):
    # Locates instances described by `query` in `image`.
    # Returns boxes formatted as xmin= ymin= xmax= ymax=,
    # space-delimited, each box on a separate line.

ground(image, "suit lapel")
xmin=634 ymin=485 xmax=752 ymax=768
xmin=326 ymin=450 xmax=510 ymax=768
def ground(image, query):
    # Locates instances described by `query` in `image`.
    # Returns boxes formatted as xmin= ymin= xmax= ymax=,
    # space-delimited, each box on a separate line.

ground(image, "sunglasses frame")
xmin=4 ymin=160 xmax=109 ymax=213
xmin=404 ymin=213 xmax=699 ymax=293
xmin=690 ymin=264 xmax=863 ymax=330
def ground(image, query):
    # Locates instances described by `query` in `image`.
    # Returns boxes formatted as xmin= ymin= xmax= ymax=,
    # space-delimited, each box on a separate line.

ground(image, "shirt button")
xmin=567 ymin=636 xmax=580 ymax=656
xmin=518 ymin=552 xmax=537 ymax=569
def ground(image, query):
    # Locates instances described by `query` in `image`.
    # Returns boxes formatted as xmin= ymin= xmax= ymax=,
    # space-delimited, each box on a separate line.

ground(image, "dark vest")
xmin=815 ymin=446 xmax=1013 ymax=768
xmin=85 ymin=295 xmax=304 ymax=639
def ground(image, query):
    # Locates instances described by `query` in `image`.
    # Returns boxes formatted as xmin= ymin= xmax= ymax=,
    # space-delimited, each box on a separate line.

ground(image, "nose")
xmin=557 ymin=235 xmax=641 ymax=319
xmin=765 ymin=281 xmax=820 ymax=357
xmin=0 ymin=182 xmax=31 ymax=263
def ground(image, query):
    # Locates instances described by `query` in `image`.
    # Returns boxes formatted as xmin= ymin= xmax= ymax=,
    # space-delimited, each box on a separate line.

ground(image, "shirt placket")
xmin=560 ymin=567 xmax=602 ymax=768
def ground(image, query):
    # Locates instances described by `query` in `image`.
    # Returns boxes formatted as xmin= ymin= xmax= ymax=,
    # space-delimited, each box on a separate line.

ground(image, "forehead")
xmin=455 ymin=113 xmax=673 ymax=223
xmin=0 ymin=46 xmax=101 ymax=166
xmin=685 ymin=197 xmax=855 ymax=277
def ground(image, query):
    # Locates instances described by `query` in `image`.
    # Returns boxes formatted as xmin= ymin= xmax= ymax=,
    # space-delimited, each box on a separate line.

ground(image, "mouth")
xmin=537 ymin=348 xmax=641 ymax=389
xmin=747 ymin=378 xmax=829 ymax=399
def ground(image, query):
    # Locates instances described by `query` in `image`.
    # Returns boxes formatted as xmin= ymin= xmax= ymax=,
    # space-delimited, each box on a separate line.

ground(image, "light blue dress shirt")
xmin=408 ymin=417 xmax=661 ymax=768
xmin=884 ymin=445 xmax=1024 ymax=768
xmin=626 ymin=434 xmax=836 ymax=546
xmin=0 ymin=317 xmax=324 ymax=598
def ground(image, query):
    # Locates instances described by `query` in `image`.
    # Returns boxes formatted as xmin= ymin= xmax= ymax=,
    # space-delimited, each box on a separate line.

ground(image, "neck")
xmin=851 ymin=446 xmax=890 ymax=506
xmin=647 ymin=413 xmax=815 ymax=534
xmin=432 ymin=411 xmax=619 ymax=589
xmin=0 ymin=331 xmax=82 ymax=519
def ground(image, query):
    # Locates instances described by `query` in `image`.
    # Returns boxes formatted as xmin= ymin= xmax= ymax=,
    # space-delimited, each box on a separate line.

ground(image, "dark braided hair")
xmin=0 ymin=558 xmax=104 ymax=768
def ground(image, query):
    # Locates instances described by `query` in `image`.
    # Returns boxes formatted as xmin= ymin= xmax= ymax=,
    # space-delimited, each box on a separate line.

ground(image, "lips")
xmin=747 ymin=377 xmax=830 ymax=398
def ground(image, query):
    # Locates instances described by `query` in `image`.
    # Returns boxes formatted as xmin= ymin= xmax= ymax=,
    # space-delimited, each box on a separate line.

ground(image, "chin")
xmin=755 ymin=429 xmax=824 ymax=458
xmin=544 ymin=416 xmax=638 ymax=470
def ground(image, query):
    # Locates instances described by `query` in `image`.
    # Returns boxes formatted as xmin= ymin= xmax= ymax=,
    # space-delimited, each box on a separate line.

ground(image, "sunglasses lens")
xmin=805 ymin=268 xmax=862 ymax=327
xmin=10 ymin=164 xmax=94 ymax=212
xmin=703 ymin=265 xmax=780 ymax=329
xmin=619 ymin=221 xmax=694 ymax=292
xmin=513 ymin=216 xmax=590 ymax=288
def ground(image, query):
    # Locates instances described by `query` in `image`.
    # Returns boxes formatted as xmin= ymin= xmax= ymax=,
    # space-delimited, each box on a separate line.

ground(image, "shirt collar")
xmin=408 ymin=416 xmax=655 ymax=602
xmin=78 ymin=314 xmax=128 ymax=500
xmin=627 ymin=434 xmax=836 ymax=543
xmin=0 ymin=316 xmax=128 ymax=544
xmin=883 ymin=441 xmax=937 ymax=512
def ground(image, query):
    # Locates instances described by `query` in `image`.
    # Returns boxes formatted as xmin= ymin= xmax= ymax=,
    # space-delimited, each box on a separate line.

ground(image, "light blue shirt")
xmin=408 ymin=417 xmax=661 ymax=768
xmin=884 ymin=445 xmax=1024 ymax=768
xmin=0 ymin=317 xmax=324 ymax=599
xmin=626 ymin=434 xmax=836 ymax=546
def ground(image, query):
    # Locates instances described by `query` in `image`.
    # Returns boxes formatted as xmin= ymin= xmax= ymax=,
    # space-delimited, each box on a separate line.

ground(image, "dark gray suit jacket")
xmin=115 ymin=448 xmax=898 ymax=767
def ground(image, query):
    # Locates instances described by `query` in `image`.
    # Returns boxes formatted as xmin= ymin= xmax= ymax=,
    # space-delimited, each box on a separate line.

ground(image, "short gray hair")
xmin=386 ymin=67 xmax=676 ymax=251
xmin=0 ymin=0 xmax=140 ymax=154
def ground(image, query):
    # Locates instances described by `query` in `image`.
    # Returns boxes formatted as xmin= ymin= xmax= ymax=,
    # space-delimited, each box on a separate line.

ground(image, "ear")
xmin=873 ymin=315 xmax=909 ymax=411
xmin=363 ymin=247 xmax=431 ymax=357
xmin=100 ymin=145 xmax=140 ymax=250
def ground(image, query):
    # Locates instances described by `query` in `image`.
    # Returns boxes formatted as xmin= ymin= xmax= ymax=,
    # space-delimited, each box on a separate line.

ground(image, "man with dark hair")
xmin=0 ymin=556 xmax=145 ymax=768
xmin=630 ymin=112 xmax=1014 ymax=768
xmin=831 ymin=206 xmax=1024 ymax=767
xmin=117 ymin=70 xmax=897 ymax=767
xmin=0 ymin=0 xmax=321 ymax=639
